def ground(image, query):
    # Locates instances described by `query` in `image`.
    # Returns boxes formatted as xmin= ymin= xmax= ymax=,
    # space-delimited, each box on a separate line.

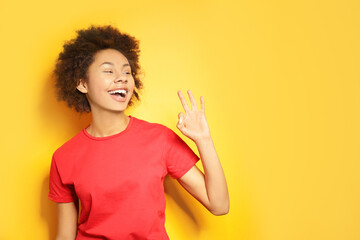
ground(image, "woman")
xmin=48 ymin=25 xmax=229 ymax=240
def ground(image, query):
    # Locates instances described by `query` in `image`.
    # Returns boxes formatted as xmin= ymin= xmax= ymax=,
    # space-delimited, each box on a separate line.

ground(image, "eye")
xmin=103 ymin=70 xmax=113 ymax=74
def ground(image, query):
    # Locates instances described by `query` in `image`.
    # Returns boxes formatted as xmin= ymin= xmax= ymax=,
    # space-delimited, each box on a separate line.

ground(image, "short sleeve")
xmin=163 ymin=127 xmax=200 ymax=179
xmin=48 ymin=154 xmax=78 ymax=203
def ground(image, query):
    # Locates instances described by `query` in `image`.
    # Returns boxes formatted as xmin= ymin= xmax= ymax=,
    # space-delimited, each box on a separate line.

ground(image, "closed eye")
xmin=104 ymin=70 xmax=113 ymax=73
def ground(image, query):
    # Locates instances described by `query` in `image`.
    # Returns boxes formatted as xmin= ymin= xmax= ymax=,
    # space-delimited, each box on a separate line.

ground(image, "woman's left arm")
xmin=176 ymin=90 xmax=229 ymax=216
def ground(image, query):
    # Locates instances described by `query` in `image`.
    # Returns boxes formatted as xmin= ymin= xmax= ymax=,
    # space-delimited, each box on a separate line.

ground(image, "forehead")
xmin=93 ymin=48 xmax=129 ymax=65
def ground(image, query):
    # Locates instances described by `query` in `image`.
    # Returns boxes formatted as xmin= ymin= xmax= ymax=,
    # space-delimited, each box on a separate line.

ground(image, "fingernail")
xmin=179 ymin=118 xmax=183 ymax=124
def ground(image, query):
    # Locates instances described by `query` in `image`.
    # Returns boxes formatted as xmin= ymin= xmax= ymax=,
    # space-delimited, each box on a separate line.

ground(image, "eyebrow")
xmin=99 ymin=62 xmax=130 ymax=67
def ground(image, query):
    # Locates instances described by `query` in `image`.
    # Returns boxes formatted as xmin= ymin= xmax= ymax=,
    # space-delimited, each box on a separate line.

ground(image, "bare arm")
xmin=176 ymin=90 xmax=229 ymax=215
xmin=56 ymin=202 xmax=78 ymax=240
xmin=178 ymin=139 xmax=229 ymax=215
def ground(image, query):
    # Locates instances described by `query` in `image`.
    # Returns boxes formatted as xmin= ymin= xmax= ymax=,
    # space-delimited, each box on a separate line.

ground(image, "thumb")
xmin=177 ymin=112 xmax=186 ymax=128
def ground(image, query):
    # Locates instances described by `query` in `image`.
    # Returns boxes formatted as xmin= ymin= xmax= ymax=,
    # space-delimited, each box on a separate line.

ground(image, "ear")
xmin=76 ymin=79 xmax=88 ymax=94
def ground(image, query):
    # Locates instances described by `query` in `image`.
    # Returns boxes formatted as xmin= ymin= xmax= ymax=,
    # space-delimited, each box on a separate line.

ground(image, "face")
xmin=77 ymin=48 xmax=135 ymax=114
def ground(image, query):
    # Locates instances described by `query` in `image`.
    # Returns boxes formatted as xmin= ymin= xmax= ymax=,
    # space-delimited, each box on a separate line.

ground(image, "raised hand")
xmin=177 ymin=90 xmax=211 ymax=143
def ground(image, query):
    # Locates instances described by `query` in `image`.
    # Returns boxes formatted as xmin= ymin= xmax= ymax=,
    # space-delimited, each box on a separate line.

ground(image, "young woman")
xmin=48 ymin=25 xmax=229 ymax=240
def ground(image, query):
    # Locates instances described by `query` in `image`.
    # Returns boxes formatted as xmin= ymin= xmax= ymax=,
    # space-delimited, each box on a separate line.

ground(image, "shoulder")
xmin=52 ymin=128 xmax=85 ymax=161
xmin=130 ymin=116 xmax=182 ymax=146
xmin=132 ymin=116 xmax=171 ymax=135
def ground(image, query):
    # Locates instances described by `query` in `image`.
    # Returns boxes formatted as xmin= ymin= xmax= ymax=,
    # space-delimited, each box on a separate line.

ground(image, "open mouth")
xmin=108 ymin=88 xmax=128 ymax=102
xmin=108 ymin=89 xmax=127 ymax=97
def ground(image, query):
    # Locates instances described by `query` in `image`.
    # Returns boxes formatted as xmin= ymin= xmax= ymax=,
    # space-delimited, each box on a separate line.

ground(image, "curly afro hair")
xmin=53 ymin=25 xmax=143 ymax=113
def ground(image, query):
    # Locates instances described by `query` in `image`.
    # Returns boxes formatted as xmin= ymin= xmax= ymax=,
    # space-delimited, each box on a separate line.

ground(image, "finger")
xmin=178 ymin=91 xmax=191 ymax=113
xmin=177 ymin=112 xmax=186 ymax=130
xmin=178 ymin=112 xmax=186 ymax=125
xmin=187 ymin=90 xmax=198 ymax=111
xmin=200 ymin=96 xmax=205 ymax=113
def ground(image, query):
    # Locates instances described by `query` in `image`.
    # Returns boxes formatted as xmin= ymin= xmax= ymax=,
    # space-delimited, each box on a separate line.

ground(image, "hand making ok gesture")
xmin=176 ymin=90 xmax=212 ymax=143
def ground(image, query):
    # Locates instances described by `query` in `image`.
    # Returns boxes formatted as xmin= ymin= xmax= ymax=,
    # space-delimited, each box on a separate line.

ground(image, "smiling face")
xmin=76 ymin=48 xmax=135 ymax=114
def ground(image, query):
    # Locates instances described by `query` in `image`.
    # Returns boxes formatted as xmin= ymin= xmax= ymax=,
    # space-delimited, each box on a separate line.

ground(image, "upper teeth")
xmin=109 ymin=89 xmax=127 ymax=94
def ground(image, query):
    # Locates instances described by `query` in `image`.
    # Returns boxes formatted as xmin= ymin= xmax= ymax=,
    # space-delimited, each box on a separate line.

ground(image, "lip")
xmin=108 ymin=87 xmax=129 ymax=102
xmin=108 ymin=87 xmax=129 ymax=92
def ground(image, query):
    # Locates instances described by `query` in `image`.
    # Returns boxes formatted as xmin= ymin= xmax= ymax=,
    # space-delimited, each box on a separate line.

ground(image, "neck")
xmin=87 ymin=110 xmax=130 ymax=137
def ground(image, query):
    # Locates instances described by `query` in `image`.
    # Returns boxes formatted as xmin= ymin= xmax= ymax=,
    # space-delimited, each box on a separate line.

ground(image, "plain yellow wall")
xmin=0 ymin=0 xmax=359 ymax=239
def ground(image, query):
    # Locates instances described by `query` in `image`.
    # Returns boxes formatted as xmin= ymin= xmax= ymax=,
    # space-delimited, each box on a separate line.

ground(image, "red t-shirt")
xmin=48 ymin=116 xmax=199 ymax=239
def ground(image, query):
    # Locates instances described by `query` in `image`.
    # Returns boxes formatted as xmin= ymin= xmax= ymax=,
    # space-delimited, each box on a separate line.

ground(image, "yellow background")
xmin=0 ymin=0 xmax=359 ymax=239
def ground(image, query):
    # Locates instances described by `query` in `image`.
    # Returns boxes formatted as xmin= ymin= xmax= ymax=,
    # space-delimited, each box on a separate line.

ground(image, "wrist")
xmin=194 ymin=135 xmax=213 ymax=145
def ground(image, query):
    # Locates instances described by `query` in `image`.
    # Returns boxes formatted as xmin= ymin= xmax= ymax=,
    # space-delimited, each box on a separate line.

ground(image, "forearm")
xmin=195 ymin=136 xmax=229 ymax=215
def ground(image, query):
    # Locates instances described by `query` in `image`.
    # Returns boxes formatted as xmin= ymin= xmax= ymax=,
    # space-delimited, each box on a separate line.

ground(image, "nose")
xmin=114 ymin=72 xmax=128 ymax=83
xmin=115 ymin=78 xmax=128 ymax=83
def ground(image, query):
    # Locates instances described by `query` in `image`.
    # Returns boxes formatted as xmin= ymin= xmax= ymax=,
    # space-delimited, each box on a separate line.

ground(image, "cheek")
xmin=129 ymin=77 xmax=136 ymax=89
xmin=91 ymin=77 xmax=112 ymax=89
xmin=128 ymin=80 xmax=136 ymax=98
